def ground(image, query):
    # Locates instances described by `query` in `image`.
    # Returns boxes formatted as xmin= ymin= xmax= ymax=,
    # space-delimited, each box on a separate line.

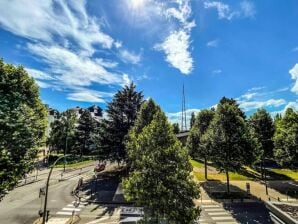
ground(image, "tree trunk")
xmin=226 ymin=169 xmax=230 ymax=194
xmin=204 ymin=157 xmax=208 ymax=180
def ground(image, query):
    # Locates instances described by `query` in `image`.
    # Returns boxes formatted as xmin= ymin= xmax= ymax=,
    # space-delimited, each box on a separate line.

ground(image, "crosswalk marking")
xmin=201 ymin=204 xmax=220 ymax=208
xmin=56 ymin=211 xmax=73 ymax=216
xmin=211 ymin=216 xmax=234 ymax=221
xmin=67 ymin=203 xmax=84 ymax=208
xmin=205 ymin=208 xmax=224 ymax=212
xmin=62 ymin=207 xmax=81 ymax=211
xmin=216 ymin=222 xmax=238 ymax=224
xmin=208 ymin=212 xmax=230 ymax=216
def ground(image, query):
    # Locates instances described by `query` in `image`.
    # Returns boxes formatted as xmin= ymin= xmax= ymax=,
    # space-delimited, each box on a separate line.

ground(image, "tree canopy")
xmin=0 ymin=60 xmax=47 ymax=196
xmin=187 ymin=109 xmax=215 ymax=179
xmin=124 ymin=107 xmax=199 ymax=223
xmin=274 ymin=108 xmax=298 ymax=167
xmin=205 ymin=97 xmax=257 ymax=193
xmin=103 ymin=83 xmax=143 ymax=162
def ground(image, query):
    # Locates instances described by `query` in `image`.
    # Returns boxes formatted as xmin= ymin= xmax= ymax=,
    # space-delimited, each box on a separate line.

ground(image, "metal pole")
xmin=42 ymin=155 xmax=70 ymax=224
xmin=64 ymin=137 xmax=68 ymax=172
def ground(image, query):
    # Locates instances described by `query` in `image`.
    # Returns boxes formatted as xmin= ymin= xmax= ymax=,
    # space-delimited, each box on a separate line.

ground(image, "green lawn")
xmin=190 ymin=159 xmax=204 ymax=168
xmin=190 ymin=159 xmax=254 ymax=181
xmin=54 ymin=160 xmax=95 ymax=168
xmin=270 ymin=169 xmax=298 ymax=180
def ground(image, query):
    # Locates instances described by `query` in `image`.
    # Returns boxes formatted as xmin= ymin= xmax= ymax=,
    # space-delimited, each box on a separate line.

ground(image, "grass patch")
xmin=190 ymin=159 xmax=204 ymax=168
xmin=193 ymin=170 xmax=249 ymax=181
xmin=54 ymin=160 xmax=95 ymax=168
xmin=270 ymin=169 xmax=298 ymax=180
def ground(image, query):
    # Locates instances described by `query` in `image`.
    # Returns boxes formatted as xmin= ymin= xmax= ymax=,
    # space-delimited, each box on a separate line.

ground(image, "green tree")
xmin=74 ymin=110 xmax=96 ymax=156
xmin=274 ymin=108 xmax=298 ymax=167
xmin=124 ymin=109 xmax=200 ymax=223
xmin=187 ymin=109 xmax=215 ymax=179
xmin=172 ymin=123 xmax=180 ymax=134
xmin=103 ymin=83 xmax=143 ymax=163
xmin=126 ymin=98 xmax=161 ymax=170
xmin=190 ymin=112 xmax=196 ymax=128
xmin=48 ymin=109 xmax=77 ymax=156
xmin=0 ymin=60 xmax=47 ymax=196
xmin=248 ymin=108 xmax=275 ymax=177
xmin=206 ymin=97 xmax=257 ymax=193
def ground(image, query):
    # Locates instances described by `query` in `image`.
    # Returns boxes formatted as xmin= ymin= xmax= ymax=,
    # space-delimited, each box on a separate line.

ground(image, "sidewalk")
xmin=197 ymin=180 xmax=298 ymax=204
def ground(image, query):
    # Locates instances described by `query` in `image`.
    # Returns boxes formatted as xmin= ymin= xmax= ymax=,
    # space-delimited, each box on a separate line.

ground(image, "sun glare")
xmin=131 ymin=0 xmax=145 ymax=9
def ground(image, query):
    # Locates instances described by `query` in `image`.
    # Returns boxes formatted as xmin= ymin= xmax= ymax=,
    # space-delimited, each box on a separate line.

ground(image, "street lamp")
xmin=42 ymin=154 xmax=71 ymax=224
xmin=64 ymin=136 xmax=70 ymax=172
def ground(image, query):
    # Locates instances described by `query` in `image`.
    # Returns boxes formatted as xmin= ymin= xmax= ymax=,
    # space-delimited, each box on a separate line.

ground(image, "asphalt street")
xmin=0 ymin=165 xmax=94 ymax=224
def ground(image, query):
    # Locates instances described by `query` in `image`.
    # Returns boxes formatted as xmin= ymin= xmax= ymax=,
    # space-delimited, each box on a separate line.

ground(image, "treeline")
xmin=48 ymin=83 xmax=144 ymax=162
xmin=187 ymin=97 xmax=298 ymax=192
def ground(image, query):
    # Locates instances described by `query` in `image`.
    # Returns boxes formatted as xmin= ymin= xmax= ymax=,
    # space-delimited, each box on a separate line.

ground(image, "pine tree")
xmin=172 ymin=123 xmax=180 ymax=134
xmin=190 ymin=112 xmax=196 ymax=128
xmin=103 ymin=83 xmax=143 ymax=163
xmin=187 ymin=109 xmax=215 ymax=179
xmin=206 ymin=97 xmax=257 ymax=193
xmin=0 ymin=60 xmax=47 ymax=197
xmin=74 ymin=110 xmax=96 ymax=156
xmin=124 ymin=109 xmax=200 ymax=223
xmin=274 ymin=108 xmax=298 ymax=167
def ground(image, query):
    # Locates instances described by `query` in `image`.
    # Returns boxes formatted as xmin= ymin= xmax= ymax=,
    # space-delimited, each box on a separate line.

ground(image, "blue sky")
xmin=0 ymin=0 xmax=298 ymax=125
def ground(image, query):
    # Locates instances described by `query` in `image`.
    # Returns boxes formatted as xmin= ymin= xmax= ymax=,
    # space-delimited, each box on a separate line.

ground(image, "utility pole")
xmin=181 ymin=84 xmax=187 ymax=132
xmin=64 ymin=137 xmax=68 ymax=172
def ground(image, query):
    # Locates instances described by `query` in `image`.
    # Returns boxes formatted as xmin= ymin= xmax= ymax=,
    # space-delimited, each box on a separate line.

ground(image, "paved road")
xmin=0 ymin=165 xmax=94 ymax=224
xmin=199 ymin=202 xmax=273 ymax=224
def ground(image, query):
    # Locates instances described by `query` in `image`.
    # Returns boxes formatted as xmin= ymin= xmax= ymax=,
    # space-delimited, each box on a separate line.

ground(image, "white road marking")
xmin=201 ymin=204 xmax=220 ymax=208
xmin=56 ymin=211 xmax=73 ymax=216
xmin=67 ymin=203 xmax=84 ymax=208
xmin=208 ymin=212 xmax=230 ymax=216
xmin=62 ymin=207 xmax=81 ymax=211
xmin=216 ymin=222 xmax=238 ymax=224
xmin=205 ymin=208 xmax=225 ymax=212
xmin=211 ymin=216 xmax=234 ymax=221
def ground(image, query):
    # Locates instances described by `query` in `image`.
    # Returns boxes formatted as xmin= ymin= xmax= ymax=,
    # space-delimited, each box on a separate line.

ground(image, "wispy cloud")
xmin=289 ymin=63 xmax=298 ymax=94
xmin=119 ymin=49 xmax=141 ymax=64
xmin=0 ymin=0 xmax=139 ymax=102
xmin=207 ymin=39 xmax=219 ymax=47
xmin=239 ymin=99 xmax=286 ymax=112
xmin=212 ymin=69 xmax=222 ymax=75
xmin=67 ymin=88 xmax=114 ymax=103
xmin=167 ymin=108 xmax=200 ymax=128
xmin=155 ymin=0 xmax=195 ymax=75
xmin=204 ymin=0 xmax=256 ymax=20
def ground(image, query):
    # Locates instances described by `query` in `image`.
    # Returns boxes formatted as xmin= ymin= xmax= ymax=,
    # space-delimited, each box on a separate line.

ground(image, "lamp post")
xmin=64 ymin=137 xmax=70 ymax=172
xmin=42 ymin=154 xmax=70 ymax=224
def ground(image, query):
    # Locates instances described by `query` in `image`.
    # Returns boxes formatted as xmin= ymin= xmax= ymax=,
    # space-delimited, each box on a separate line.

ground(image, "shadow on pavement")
xmin=202 ymin=181 xmax=273 ymax=224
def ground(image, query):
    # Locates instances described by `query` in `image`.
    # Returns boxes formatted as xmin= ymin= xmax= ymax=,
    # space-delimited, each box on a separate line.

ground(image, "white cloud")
xmin=204 ymin=1 xmax=256 ymax=20
xmin=67 ymin=89 xmax=114 ymax=103
xmin=289 ymin=64 xmax=298 ymax=93
xmin=115 ymin=41 xmax=122 ymax=49
xmin=207 ymin=39 xmax=219 ymax=47
xmin=119 ymin=49 xmax=141 ymax=64
xmin=0 ymin=0 xmax=114 ymax=56
xmin=212 ymin=69 xmax=222 ymax=75
xmin=155 ymin=30 xmax=193 ymax=74
xmin=35 ymin=80 xmax=52 ymax=89
xmin=167 ymin=108 xmax=200 ymax=128
xmin=271 ymin=100 xmax=298 ymax=116
xmin=240 ymin=0 xmax=256 ymax=18
xmin=292 ymin=47 xmax=298 ymax=52
xmin=239 ymin=99 xmax=286 ymax=112
xmin=155 ymin=0 xmax=195 ymax=75
xmin=26 ymin=68 xmax=55 ymax=80
xmin=122 ymin=74 xmax=131 ymax=87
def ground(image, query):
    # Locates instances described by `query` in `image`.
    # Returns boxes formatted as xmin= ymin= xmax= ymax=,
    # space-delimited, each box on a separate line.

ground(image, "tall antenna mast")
xmin=181 ymin=84 xmax=187 ymax=132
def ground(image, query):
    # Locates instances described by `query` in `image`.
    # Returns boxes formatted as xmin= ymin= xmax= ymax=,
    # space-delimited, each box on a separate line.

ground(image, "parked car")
xmin=94 ymin=162 xmax=106 ymax=173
